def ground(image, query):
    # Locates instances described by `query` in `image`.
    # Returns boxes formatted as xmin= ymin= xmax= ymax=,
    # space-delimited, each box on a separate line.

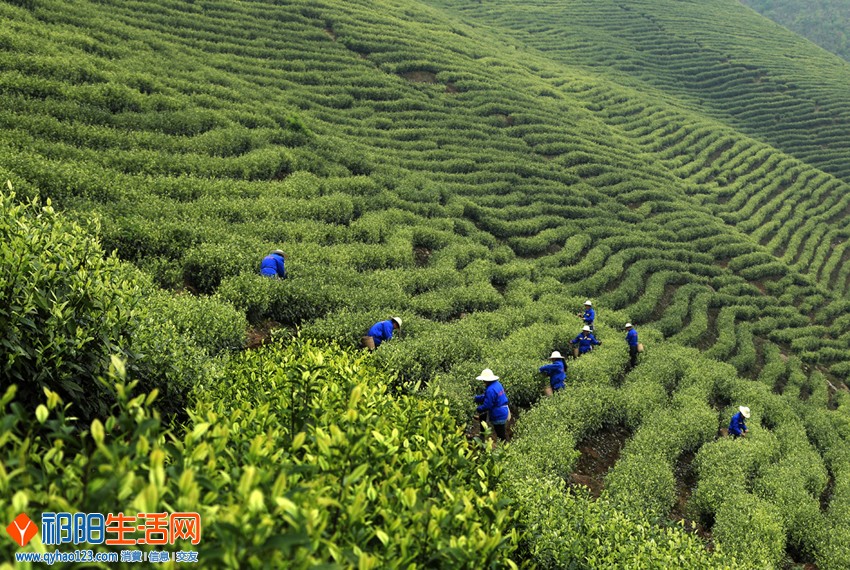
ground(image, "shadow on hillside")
xmin=570 ymin=424 xmax=630 ymax=497
xmin=670 ymin=451 xmax=710 ymax=539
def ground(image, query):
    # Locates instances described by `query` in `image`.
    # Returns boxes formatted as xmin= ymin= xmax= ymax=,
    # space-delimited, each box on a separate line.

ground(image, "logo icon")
xmin=6 ymin=513 xmax=38 ymax=547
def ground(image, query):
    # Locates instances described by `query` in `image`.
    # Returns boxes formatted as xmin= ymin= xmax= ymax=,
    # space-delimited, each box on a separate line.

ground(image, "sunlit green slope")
xmin=5 ymin=0 xmax=850 ymax=381
xmin=2 ymin=0 xmax=850 ymax=567
xmin=429 ymin=0 xmax=850 ymax=182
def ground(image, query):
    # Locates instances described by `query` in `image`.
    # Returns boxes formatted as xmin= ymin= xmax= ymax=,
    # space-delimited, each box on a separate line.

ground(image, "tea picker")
xmin=539 ymin=351 xmax=566 ymax=395
xmin=362 ymin=316 xmax=402 ymax=350
xmin=729 ymin=406 xmax=750 ymax=438
xmin=624 ymin=322 xmax=640 ymax=368
xmin=473 ymin=368 xmax=510 ymax=441
xmin=260 ymin=249 xmax=287 ymax=279
xmin=577 ymin=300 xmax=595 ymax=332
xmin=570 ymin=325 xmax=601 ymax=356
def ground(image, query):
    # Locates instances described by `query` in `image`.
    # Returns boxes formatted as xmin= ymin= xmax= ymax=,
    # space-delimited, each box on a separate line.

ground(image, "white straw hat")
xmin=548 ymin=351 xmax=564 ymax=360
xmin=739 ymin=406 xmax=751 ymax=419
xmin=391 ymin=316 xmax=402 ymax=327
xmin=476 ymin=368 xmax=499 ymax=382
xmin=584 ymin=300 xmax=592 ymax=306
xmin=271 ymin=249 xmax=285 ymax=257
xmin=624 ymin=323 xmax=633 ymax=328
xmin=582 ymin=325 xmax=591 ymax=332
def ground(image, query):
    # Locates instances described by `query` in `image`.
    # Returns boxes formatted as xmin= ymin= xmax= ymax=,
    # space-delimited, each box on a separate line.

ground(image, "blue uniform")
xmin=582 ymin=308 xmax=595 ymax=326
xmin=260 ymin=253 xmax=287 ymax=278
xmin=539 ymin=360 xmax=566 ymax=391
xmin=571 ymin=332 xmax=600 ymax=354
xmin=729 ymin=412 xmax=748 ymax=437
xmin=626 ymin=328 xmax=638 ymax=346
xmin=474 ymin=381 xmax=510 ymax=423
xmin=367 ymin=320 xmax=395 ymax=348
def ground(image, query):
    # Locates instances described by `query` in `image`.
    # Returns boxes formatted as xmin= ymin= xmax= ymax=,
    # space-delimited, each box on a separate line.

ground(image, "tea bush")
xmin=0 ymin=191 xmax=137 ymax=417
xmin=606 ymin=386 xmax=717 ymax=521
xmin=216 ymin=267 xmax=354 ymax=326
xmin=182 ymin=241 xmax=261 ymax=295
xmin=6 ymin=0 xmax=850 ymax=563
xmin=822 ymin=464 xmax=850 ymax=570
xmin=0 ymin=340 xmax=523 ymax=568
xmin=753 ymin=457 xmax=827 ymax=562
xmin=502 ymin=475 xmax=740 ymax=569
xmin=216 ymin=272 xmax=281 ymax=323
xmin=713 ymin=493 xmax=785 ymax=569
xmin=149 ymin=291 xmax=247 ymax=355
xmin=504 ymin=397 xmax=580 ymax=482
xmin=502 ymin=380 xmax=738 ymax=568
xmin=0 ymin=190 xmax=208 ymax=419
xmin=691 ymin=429 xmax=782 ymax=521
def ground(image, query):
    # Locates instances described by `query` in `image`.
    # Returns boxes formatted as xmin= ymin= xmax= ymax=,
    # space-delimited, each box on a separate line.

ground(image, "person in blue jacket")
xmin=729 ymin=406 xmax=750 ymax=438
xmin=571 ymin=325 xmax=601 ymax=355
xmin=577 ymin=300 xmax=595 ymax=332
xmin=260 ymin=250 xmax=287 ymax=279
xmin=539 ymin=351 xmax=567 ymax=394
xmin=625 ymin=323 xmax=639 ymax=368
xmin=473 ymin=368 xmax=510 ymax=440
xmin=365 ymin=317 xmax=402 ymax=349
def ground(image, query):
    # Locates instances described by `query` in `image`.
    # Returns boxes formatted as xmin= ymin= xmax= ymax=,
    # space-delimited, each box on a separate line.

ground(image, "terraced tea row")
xmin=3 ymin=0 xmax=850 ymax=567
xmin=432 ymin=0 xmax=850 ymax=183
xmin=6 ymin=0 xmax=850 ymax=388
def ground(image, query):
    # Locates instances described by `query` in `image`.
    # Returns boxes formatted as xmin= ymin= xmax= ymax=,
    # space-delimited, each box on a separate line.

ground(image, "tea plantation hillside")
xmin=2 ymin=0 xmax=850 ymax=568
xmin=740 ymin=0 xmax=850 ymax=62
xmin=430 ymin=0 xmax=850 ymax=183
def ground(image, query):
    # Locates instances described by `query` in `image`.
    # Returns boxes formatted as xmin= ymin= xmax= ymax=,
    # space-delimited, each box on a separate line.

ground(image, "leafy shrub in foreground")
xmin=0 ymin=340 xmax=522 ymax=568
xmin=0 ymin=191 xmax=136 ymax=417
xmin=0 ymin=190 xmax=219 ymax=419
xmin=123 ymin=307 xmax=211 ymax=419
xmin=714 ymin=493 xmax=785 ymax=569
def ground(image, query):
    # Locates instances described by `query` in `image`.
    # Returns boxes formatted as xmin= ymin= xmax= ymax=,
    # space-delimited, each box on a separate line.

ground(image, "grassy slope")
xmin=1 ymin=0 xmax=850 ymax=566
xmin=740 ymin=0 xmax=850 ymax=62
xmin=429 ymin=0 xmax=850 ymax=181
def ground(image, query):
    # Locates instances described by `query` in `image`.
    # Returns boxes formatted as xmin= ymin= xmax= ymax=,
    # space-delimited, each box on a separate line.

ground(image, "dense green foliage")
xmin=2 ymin=0 xmax=850 ymax=566
xmin=0 ymin=190 xmax=240 ymax=419
xmin=1 ymin=189 xmax=139 ymax=416
xmin=0 ymin=340 xmax=520 ymax=568
xmin=741 ymin=0 xmax=850 ymax=62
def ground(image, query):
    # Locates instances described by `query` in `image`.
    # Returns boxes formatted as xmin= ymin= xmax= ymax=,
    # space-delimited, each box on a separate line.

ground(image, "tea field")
xmin=2 ymin=0 xmax=850 ymax=567
xmin=740 ymin=0 xmax=850 ymax=63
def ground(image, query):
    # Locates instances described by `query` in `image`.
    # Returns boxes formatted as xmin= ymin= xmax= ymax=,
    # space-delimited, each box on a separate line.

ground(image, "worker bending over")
xmin=363 ymin=317 xmax=402 ymax=350
xmin=260 ymin=250 xmax=287 ymax=279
